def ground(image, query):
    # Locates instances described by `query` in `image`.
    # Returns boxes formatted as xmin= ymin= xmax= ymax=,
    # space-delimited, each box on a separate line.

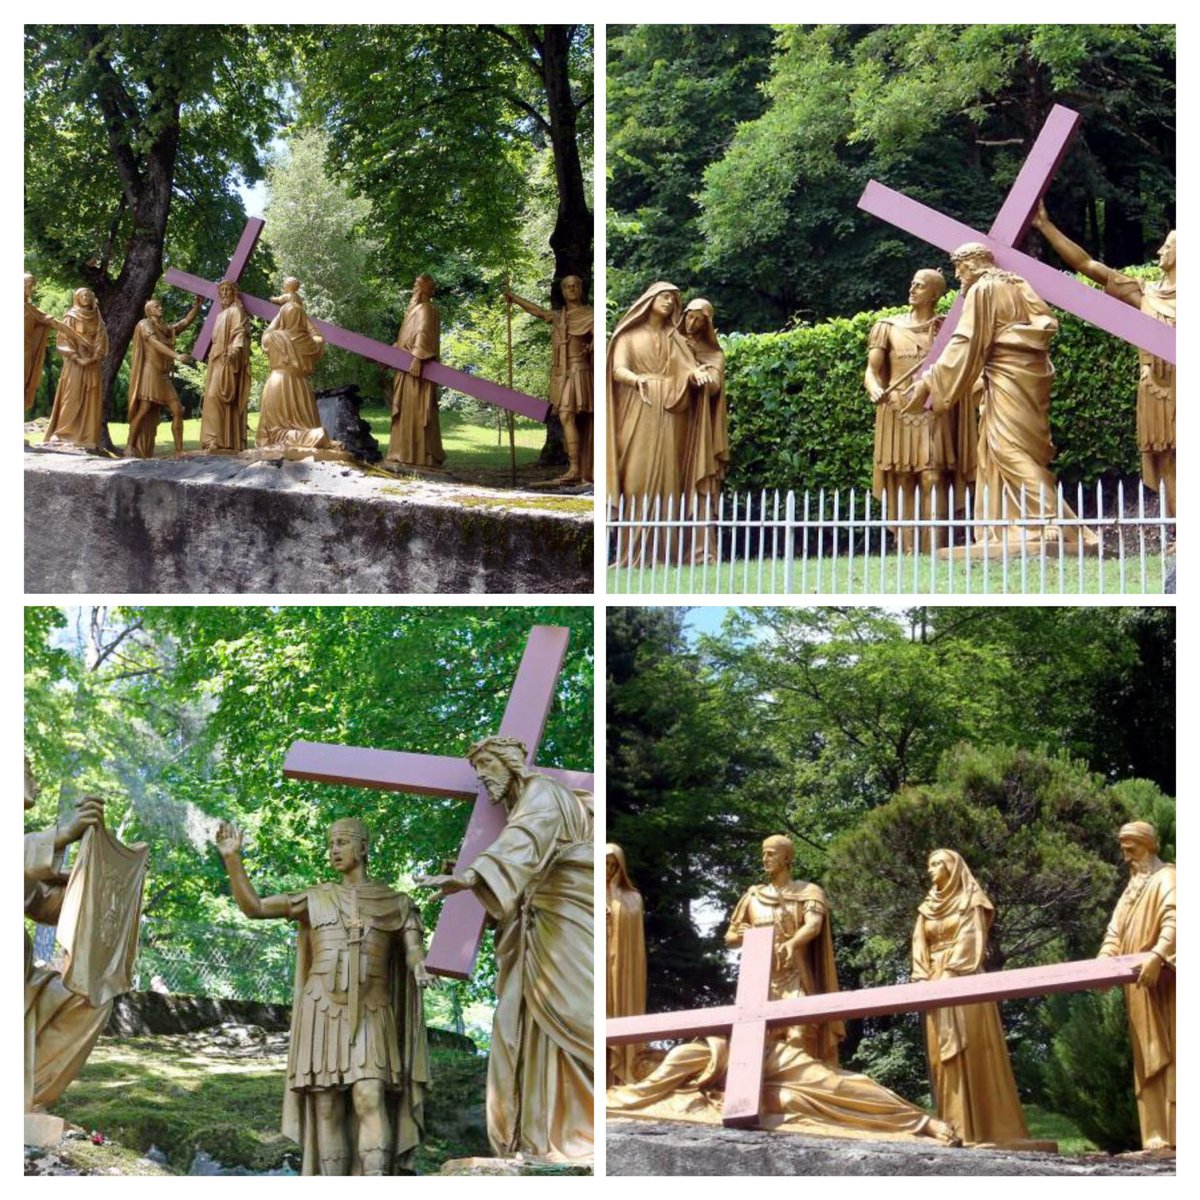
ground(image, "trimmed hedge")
xmin=722 ymin=271 xmax=1160 ymax=495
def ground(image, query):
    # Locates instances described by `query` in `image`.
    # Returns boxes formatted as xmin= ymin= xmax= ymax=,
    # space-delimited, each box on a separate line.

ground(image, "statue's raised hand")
xmin=215 ymin=821 xmax=244 ymax=858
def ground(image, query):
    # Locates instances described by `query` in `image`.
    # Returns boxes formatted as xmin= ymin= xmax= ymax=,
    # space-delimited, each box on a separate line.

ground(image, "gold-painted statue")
xmin=865 ymin=271 xmax=967 ymax=549
xmin=125 ymin=295 xmax=201 ymax=458
xmin=200 ymin=280 xmax=252 ymax=453
xmin=1097 ymin=821 xmax=1175 ymax=1151
xmin=387 ymin=274 xmax=444 ymax=467
xmin=607 ymin=834 xmax=957 ymax=1144
xmin=24 ymin=762 xmax=138 ymax=1146
xmin=418 ymin=736 xmax=593 ymax=1162
xmin=912 ymin=849 xmax=1028 ymax=1146
xmin=606 ymin=843 xmax=646 ymax=1086
xmin=42 ymin=288 xmax=109 ymax=450
xmin=24 ymin=273 xmax=54 ymax=413
xmin=506 ymin=276 xmax=594 ymax=484
xmin=1033 ymin=203 xmax=1176 ymax=517
xmin=606 ymin=282 xmax=716 ymax=563
xmin=726 ymin=834 xmax=844 ymax=1065
xmin=256 ymin=285 xmax=333 ymax=450
xmin=679 ymin=298 xmax=730 ymax=564
xmin=907 ymin=243 xmax=1092 ymax=548
xmin=215 ymin=817 xmax=431 ymax=1175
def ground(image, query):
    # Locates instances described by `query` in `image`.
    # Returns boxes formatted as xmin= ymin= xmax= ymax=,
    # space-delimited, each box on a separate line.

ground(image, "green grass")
xmin=1025 ymin=1104 xmax=1099 ymax=1156
xmin=27 ymin=405 xmax=546 ymax=469
xmin=609 ymin=549 xmax=1170 ymax=595
xmin=50 ymin=1032 xmax=488 ymax=1175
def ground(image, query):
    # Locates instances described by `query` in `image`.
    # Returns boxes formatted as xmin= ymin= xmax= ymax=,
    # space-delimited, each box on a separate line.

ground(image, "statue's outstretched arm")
xmin=214 ymin=822 xmax=293 ymax=919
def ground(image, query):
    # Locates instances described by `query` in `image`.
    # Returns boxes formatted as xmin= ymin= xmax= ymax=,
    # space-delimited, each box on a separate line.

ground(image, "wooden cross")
xmin=281 ymin=624 xmax=593 ymax=979
xmin=858 ymin=104 xmax=1175 ymax=366
xmin=606 ymin=924 xmax=1152 ymax=1129
xmin=164 ymin=218 xmax=551 ymax=421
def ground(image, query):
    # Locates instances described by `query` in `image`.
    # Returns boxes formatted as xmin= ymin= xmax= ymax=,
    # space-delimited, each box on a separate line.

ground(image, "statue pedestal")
xmin=24 ymin=1113 xmax=65 ymax=1148
xmin=441 ymin=1156 xmax=592 ymax=1176
xmin=939 ymin=534 xmax=1099 ymax=561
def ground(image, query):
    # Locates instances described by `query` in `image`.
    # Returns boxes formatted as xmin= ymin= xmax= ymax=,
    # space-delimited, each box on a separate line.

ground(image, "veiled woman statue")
xmin=25 ymin=273 xmax=53 ymax=413
xmin=256 ymin=295 xmax=332 ymax=450
xmin=606 ymin=282 xmax=713 ymax=564
xmin=679 ymin=298 xmax=729 ymax=564
xmin=912 ymin=849 xmax=1028 ymax=1146
xmin=43 ymin=288 xmax=108 ymax=450
xmin=606 ymin=843 xmax=646 ymax=1086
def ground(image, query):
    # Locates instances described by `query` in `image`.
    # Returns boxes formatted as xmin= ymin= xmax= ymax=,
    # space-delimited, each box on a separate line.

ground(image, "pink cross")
xmin=165 ymin=219 xmax=550 ymax=421
xmin=607 ymin=924 xmax=1149 ymax=1129
xmin=859 ymin=104 xmax=1175 ymax=365
xmin=281 ymin=625 xmax=593 ymax=979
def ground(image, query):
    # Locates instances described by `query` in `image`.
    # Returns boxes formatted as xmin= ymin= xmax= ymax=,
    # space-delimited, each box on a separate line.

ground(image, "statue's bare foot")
xmin=1144 ymin=1137 xmax=1172 ymax=1153
xmin=549 ymin=468 xmax=582 ymax=485
xmin=927 ymin=1118 xmax=961 ymax=1146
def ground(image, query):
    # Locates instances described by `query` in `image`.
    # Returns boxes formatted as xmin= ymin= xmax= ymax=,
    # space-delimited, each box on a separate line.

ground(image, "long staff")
xmin=504 ymin=273 xmax=517 ymax=486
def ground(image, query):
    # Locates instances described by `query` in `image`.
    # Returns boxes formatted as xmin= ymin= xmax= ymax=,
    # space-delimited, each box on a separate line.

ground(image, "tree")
xmin=605 ymin=24 xmax=1175 ymax=331
xmin=24 ymin=26 xmax=286 ymax=428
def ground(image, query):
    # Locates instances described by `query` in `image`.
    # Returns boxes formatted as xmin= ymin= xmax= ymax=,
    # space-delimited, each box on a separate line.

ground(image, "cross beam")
xmin=281 ymin=625 xmax=593 ymax=979
xmin=858 ymin=104 xmax=1175 ymax=365
xmin=607 ymin=925 xmax=1151 ymax=1129
xmin=164 ymin=219 xmax=550 ymax=421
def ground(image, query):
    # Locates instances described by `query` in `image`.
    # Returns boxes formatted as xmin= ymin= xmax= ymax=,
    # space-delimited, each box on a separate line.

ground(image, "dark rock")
xmin=316 ymin=384 xmax=382 ymax=462
xmin=606 ymin=1120 xmax=1176 ymax=1176
xmin=105 ymin=992 xmax=291 ymax=1036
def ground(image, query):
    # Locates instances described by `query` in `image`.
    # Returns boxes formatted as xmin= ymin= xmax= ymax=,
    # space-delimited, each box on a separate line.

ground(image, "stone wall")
xmin=24 ymin=450 xmax=593 ymax=593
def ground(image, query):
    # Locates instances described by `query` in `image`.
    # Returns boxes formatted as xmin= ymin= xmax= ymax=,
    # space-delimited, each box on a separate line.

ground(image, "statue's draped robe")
xmin=281 ymin=882 xmax=429 ymax=1174
xmin=25 ymin=301 xmax=51 ymax=412
xmin=869 ymin=315 xmax=972 ymax=510
xmin=44 ymin=306 xmax=108 ymax=449
xmin=1107 ymin=272 xmax=1176 ymax=490
xmin=125 ymin=316 xmax=188 ymax=458
xmin=1100 ymin=863 xmax=1176 ymax=1148
xmin=388 ymin=299 xmax=444 ymax=466
xmin=471 ymin=775 xmax=594 ymax=1161
xmin=912 ymin=857 xmax=1027 ymax=1145
xmin=257 ymin=301 xmax=331 ymax=450
xmin=606 ymin=845 xmax=646 ymax=1086
xmin=200 ymin=301 xmax=252 ymax=452
xmin=924 ymin=271 xmax=1090 ymax=543
xmin=24 ymin=830 xmax=111 ymax=1110
xmin=606 ymin=283 xmax=699 ymax=563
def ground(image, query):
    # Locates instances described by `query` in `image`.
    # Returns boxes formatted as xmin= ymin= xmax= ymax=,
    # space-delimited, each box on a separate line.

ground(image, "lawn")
xmin=27 ymin=404 xmax=547 ymax=472
xmin=608 ymin=549 xmax=1171 ymax=596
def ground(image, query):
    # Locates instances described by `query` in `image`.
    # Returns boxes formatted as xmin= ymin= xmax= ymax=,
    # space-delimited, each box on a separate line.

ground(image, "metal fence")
xmin=607 ymin=480 xmax=1174 ymax=595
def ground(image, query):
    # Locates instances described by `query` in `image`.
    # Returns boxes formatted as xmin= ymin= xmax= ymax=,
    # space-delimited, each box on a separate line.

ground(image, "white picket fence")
xmin=607 ymin=481 xmax=1174 ymax=595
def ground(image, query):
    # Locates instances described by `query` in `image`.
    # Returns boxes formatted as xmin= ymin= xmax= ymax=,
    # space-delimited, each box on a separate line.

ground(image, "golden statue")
xmin=606 ymin=843 xmax=646 ymax=1086
xmin=679 ymin=298 xmax=730 ymax=564
xmin=200 ymin=280 xmax=253 ymax=453
xmin=387 ymin=274 xmax=444 ymax=467
xmin=506 ymin=276 xmax=594 ymax=484
xmin=215 ymin=817 xmax=431 ymax=1175
xmin=256 ymin=288 xmax=333 ymax=450
xmin=1033 ymin=203 xmax=1176 ymax=517
xmin=25 ymin=761 xmax=147 ymax=1146
xmin=912 ymin=849 xmax=1028 ymax=1146
xmin=24 ymin=273 xmax=54 ymax=413
xmin=42 ymin=288 xmax=109 ymax=450
xmin=417 ymin=736 xmax=593 ymax=1162
xmin=125 ymin=296 xmax=201 ymax=458
xmin=865 ymin=271 xmax=968 ymax=549
xmin=1097 ymin=821 xmax=1175 ymax=1151
xmin=608 ymin=835 xmax=957 ymax=1144
xmin=606 ymin=282 xmax=716 ymax=563
xmin=907 ymin=243 xmax=1093 ymax=548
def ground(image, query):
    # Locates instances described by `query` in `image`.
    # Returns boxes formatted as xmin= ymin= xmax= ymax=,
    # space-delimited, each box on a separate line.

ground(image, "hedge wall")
xmin=722 ymin=272 xmax=1159 ymax=495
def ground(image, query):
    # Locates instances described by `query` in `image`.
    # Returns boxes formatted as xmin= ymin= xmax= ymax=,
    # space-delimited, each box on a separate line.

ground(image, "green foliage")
xmin=607 ymin=24 xmax=1174 ymax=331
xmin=25 ymin=606 xmax=594 ymax=1006
xmin=1040 ymin=989 xmax=1140 ymax=1151
xmin=719 ymin=281 xmax=1153 ymax=494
